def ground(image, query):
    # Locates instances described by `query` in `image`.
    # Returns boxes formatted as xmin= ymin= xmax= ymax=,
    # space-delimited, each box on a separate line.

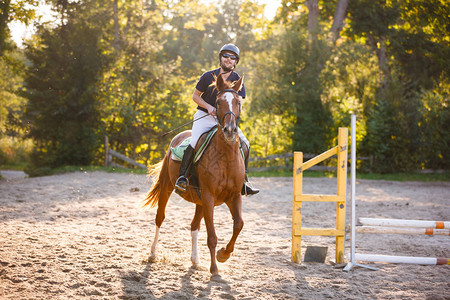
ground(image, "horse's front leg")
xmin=202 ymin=193 xmax=219 ymax=276
xmin=190 ymin=204 xmax=203 ymax=265
xmin=217 ymin=195 xmax=243 ymax=263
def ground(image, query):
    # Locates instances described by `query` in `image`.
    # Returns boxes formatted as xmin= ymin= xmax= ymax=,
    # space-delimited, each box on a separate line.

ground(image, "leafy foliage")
xmin=417 ymin=81 xmax=450 ymax=169
xmin=22 ymin=2 xmax=106 ymax=168
xmin=347 ymin=0 xmax=450 ymax=172
xmin=0 ymin=0 xmax=38 ymax=55
xmin=0 ymin=0 xmax=448 ymax=174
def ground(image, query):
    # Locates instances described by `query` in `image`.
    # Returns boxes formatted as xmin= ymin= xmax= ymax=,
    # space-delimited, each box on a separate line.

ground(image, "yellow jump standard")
xmin=292 ymin=127 xmax=348 ymax=264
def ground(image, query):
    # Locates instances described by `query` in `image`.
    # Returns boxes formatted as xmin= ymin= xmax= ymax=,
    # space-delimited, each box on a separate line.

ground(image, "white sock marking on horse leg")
xmin=191 ymin=230 xmax=200 ymax=265
xmin=150 ymin=226 xmax=160 ymax=258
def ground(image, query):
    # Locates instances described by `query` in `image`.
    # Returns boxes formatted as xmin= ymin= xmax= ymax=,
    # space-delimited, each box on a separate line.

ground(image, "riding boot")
xmin=241 ymin=149 xmax=259 ymax=196
xmin=175 ymin=145 xmax=195 ymax=192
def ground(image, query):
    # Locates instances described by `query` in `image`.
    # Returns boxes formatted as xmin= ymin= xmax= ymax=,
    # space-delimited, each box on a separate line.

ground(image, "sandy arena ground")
xmin=0 ymin=171 xmax=449 ymax=299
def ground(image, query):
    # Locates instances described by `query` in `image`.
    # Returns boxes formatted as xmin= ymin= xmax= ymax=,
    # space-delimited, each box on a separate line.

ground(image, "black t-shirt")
xmin=195 ymin=68 xmax=246 ymax=113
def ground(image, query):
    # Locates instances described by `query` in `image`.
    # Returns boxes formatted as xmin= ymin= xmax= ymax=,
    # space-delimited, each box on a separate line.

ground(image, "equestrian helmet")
xmin=219 ymin=43 xmax=240 ymax=64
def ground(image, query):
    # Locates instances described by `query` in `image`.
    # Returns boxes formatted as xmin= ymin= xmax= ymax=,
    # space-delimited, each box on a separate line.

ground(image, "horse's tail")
xmin=142 ymin=159 xmax=166 ymax=209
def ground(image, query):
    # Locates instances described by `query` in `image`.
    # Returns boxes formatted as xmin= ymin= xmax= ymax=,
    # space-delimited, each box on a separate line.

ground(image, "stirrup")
xmin=175 ymin=176 xmax=189 ymax=192
xmin=241 ymin=183 xmax=259 ymax=196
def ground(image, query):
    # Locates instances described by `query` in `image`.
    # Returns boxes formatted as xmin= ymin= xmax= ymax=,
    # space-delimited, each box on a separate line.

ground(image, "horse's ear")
xmin=216 ymin=74 xmax=226 ymax=91
xmin=233 ymin=75 xmax=244 ymax=92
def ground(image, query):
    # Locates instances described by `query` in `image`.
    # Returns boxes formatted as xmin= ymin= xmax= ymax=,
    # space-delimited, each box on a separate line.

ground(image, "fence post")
xmin=104 ymin=135 xmax=110 ymax=167
xmin=292 ymin=152 xmax=303 ymax=263
xmin=336 ymin=128 xmax=348 ymax=263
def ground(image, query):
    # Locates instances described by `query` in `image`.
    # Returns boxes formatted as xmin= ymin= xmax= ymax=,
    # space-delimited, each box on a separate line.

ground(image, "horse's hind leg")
xmin=150 ymin=181 xmax=174 ymax=260
xmin=190 ymin=204 xmax=203 ymax=265
xmin=217 ymin=196 xmax=244 ymax=263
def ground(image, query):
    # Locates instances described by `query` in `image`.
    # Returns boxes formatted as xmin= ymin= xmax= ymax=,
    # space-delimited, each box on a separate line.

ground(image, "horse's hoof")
xmin=191 ymin=256 xmax=200 ymax=265
xmin=216 ymin=247 xmax=230 ymax=263
xmin=144 ymin=254 xmax=157 ymax=263
xmin=191 ymin=263 xmax=208 ymax=271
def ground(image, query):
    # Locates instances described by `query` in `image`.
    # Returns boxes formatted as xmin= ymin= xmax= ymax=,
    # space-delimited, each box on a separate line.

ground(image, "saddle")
xmin=171 ymin=126 xmax=246 ymax=164
xmin=171 ymin=126 xmax=246 ymax=198
xmin=171 ymin=127 xmax=218 ymax=163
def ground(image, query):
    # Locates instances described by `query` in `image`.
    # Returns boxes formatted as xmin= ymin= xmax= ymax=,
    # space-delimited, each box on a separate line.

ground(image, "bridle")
xmin=216 ymin=89 xmax=241 ymax=129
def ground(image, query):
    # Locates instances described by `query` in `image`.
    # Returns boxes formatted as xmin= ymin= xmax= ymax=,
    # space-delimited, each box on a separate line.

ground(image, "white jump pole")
xmin=358 ymin=218 xmax=450 ymax=229
xmin=343 ymin=115 xmax=378 ymax=272
xmin=355 ymin=254 xmax=450 ymax=265
xmin=355 ymin=226 xmax=450 ymax=236
xmin=342 ymin=116 xmax=450 ymax=271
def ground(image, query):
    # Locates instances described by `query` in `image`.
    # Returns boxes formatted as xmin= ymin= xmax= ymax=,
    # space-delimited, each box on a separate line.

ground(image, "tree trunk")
xmin=305 ymin=0 xmax=319 ymax=44
xmin=113 ymin=0 xmax=120 ymax=50
xmin=0 ymin=0 xmax=11 ymax=56
xmin=368 ymin=34 xmax=389 ymax=96
xmin=294 ymin=0 xmax=350 ymax=152
xmin=330 ymin=0 xmax=349 ymax=43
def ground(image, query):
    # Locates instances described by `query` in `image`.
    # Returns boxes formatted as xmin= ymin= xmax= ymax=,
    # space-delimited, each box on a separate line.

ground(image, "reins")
xmin=159 ymin=114 xmax=209 ymax=138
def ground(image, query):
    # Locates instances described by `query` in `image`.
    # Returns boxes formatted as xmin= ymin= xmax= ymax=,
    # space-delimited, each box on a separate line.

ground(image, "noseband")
xmin=216 ymin=89 xmax=241 ymax=128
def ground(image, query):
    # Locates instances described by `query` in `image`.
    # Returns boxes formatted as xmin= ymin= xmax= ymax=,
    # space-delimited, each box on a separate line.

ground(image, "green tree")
xmin=22 ymin=1 xmax=106 ymax=170
xmin=347 ymin=0 xmax=449 ymax=172
xmin=98 ymin=0 xmax=195 ymax=165
xmin=162 ymin=0 xmax=222 ymax=74
xmin=252 ymin=1 xmax=349 ymax=153
xmin=0 ymin=49 xmax=27 ymax=138
xmin=417 ymin=81 xmax=450 ymax=169
xmin=0 ymin=0 xmax=38 ymax=159
xmin=0 ymin=0 xmax=38 ymax=56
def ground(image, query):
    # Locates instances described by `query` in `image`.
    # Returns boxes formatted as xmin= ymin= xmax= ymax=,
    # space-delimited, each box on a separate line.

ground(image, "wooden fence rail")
xmin=104 ymin=136 xmax=147 ymax=169
xmin=103 ymin=135 xmax=369 ymax=171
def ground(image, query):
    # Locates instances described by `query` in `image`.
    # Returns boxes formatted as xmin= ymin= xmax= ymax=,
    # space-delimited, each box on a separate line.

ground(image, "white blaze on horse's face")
xmin=224 ymin=92 xmax=234 ymax=112
xmin=218 ymin=91 xmax=239 ymax=143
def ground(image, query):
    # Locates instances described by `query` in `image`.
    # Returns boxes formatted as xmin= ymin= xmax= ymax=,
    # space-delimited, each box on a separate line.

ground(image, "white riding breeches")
xmin=190 ymin=110 xmax=249 ymax=149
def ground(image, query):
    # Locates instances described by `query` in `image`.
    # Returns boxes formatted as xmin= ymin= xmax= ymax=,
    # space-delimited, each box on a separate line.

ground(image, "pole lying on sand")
xmin=355 ymin=226 xmax=450 ymax=236
xmin=354 ymin=254 xmax=450 ymax=265
xmin=343 ymin=115 xmax=450 ymax=271
xmin=358 ymin=218 xmax=450 ymax=229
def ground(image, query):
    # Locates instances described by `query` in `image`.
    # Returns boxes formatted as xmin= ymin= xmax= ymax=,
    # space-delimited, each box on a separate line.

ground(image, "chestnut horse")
xmin=143 ymin=74 xmax=246 ymax=277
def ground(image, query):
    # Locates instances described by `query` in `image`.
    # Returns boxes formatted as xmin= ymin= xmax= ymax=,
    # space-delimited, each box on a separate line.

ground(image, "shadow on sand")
xmin=120 ymin=259 xmax=235 ymax=299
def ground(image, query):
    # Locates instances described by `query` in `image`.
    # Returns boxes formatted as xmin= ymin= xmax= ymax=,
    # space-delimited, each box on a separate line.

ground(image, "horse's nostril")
xmin=224 ymin=125 xmax=236 ymax=136
xmin=226 ymin=126 xmax=236 ymax=134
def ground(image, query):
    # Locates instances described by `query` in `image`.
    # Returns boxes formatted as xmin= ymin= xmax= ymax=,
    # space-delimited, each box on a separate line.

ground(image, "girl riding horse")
xmin=143 ymin=74 xmax=249 ymax=277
